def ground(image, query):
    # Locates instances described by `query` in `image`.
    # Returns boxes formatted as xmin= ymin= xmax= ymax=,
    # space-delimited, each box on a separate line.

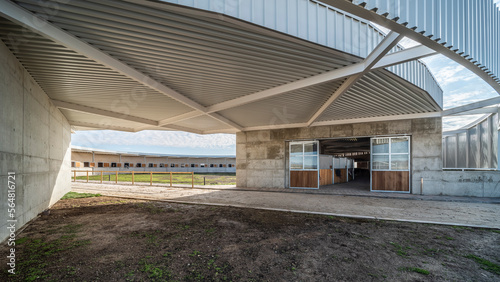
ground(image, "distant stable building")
xmin=2 ymin=0 xmax=500 ymax=242
xmin=71 ymin=147 xmax=236 ymax=175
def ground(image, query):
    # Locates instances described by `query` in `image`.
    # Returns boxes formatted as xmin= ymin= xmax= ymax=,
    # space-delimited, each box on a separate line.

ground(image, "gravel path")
xmin=72 ymin=182 xmax=500 ymax=228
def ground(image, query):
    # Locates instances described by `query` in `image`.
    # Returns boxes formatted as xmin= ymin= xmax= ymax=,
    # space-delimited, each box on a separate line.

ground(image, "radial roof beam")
xmin=443 ymin=97 xmax=500 ymax=116
xmin=157 ymin=112 xmax=203 ymax=127
xmin=445 ymin=107 xmax=499 ymax=117
xmin=0 ymin=0 xmax=243 ymax=132
xmin=206 ymin=43 xmax=433 ymax=114
xmin=52 ymin=100 xmax=159 ymax=126
xmin=306 ymin=32 xmax=404 ymax=126
xmin=69 ymin=121 xmax=136 ymax=132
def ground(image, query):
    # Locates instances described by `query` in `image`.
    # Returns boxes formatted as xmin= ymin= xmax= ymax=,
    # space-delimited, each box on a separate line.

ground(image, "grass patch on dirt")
xmin=61 ymin=192 xmax=102 ymax=200
xmin=75 ymin=173 xmax=236 ymax=185
xmin=399 ymin=266 xmax=430 ymax=275
xmin=2 ymin=196 xmax=499 ymax=281
xmin=465 ymin=254 xmax=500 ymax=275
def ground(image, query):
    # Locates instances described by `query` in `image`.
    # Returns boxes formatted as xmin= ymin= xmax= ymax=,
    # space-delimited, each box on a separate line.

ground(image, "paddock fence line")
xmin=71 ymin=170 xmax=194 ymax=188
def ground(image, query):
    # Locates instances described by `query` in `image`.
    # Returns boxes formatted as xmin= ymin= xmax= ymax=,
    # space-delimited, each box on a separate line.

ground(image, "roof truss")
xmin=0 ymin=0 xmax=243 ymax=131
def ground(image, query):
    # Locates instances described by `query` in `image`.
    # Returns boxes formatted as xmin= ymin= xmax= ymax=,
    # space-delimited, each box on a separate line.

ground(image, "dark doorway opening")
xmin=319 ymin=137 xmax=371 ymax=192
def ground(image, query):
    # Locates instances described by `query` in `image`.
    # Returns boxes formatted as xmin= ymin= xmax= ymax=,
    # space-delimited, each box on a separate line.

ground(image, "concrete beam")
xmin=242 ymin=112 xmax=441 ymax=131
xmin=312 ymin=112 xmax=442 ymax=127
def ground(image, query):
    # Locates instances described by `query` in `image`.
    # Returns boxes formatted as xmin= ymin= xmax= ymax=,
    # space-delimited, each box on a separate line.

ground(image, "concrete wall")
xmin=0 ymin=41 xmax=71 ymax=242
xmin=436 ymin=171 xmax=500 ymax=197
xmin=236 ymin=118 xmax=442 ymax=191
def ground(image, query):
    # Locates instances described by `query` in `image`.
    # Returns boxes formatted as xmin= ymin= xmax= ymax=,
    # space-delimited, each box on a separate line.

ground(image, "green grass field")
xmin=61 ymin=192 xmax=102 ymax=200
xmin=75 ymin=173 xmax=236 ymax=185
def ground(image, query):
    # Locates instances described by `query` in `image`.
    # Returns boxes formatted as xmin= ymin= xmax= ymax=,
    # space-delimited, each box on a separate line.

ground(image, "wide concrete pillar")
xmin=0 ymin=41 xmax=71 ymax=242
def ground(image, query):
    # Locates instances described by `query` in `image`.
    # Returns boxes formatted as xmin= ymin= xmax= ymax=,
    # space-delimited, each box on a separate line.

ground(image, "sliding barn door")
xmin=371 ymin=137 xmax=410 ymax=193
xmin=289 ymin=141 xmax=319 ymax=189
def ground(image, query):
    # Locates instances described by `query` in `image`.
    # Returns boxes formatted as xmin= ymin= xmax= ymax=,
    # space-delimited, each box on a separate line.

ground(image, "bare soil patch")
xmin=2 ymin=196 xmax=500 ymax=281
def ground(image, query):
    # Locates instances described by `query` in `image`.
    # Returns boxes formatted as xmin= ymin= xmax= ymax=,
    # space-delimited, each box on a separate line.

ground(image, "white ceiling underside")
xmin=0 ymin=0 xmax=442 ymax=134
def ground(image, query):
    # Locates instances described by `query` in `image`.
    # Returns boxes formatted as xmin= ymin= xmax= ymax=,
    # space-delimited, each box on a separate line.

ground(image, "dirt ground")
xmin=2 ymin=196 xmax=499 ymax=281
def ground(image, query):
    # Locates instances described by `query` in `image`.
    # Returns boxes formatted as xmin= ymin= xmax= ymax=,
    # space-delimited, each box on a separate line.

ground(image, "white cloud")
xmin=443 ymin=115 xmax=485 ymax=131
xmin=73 ymin=130 xmax=236 ymax=149
xmin=431 ymin=65 xmax=476 ymax=86
xmin=443 ymin=90 xmax=491 ymax=109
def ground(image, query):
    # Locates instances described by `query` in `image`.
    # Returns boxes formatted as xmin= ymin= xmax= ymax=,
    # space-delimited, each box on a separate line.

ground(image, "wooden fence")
xmin=71 ymin=170 xmax=194 ymax=188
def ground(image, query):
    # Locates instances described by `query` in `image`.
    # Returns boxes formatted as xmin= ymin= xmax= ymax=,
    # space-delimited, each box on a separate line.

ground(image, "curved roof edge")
xmin=322 ymin=0 xmax=500 ymax=94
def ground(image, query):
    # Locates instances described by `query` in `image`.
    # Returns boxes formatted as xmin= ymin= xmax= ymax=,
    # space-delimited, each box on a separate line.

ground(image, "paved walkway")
xmin=71 ymin=182 xmax=500 ymax=229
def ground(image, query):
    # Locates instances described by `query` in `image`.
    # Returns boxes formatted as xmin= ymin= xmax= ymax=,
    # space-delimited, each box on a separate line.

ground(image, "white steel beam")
xmin=443 ymin=97 xmax=500 ymax=116
xmin=445 ymin=107 xmax=499 ymax=116
xmin=373 ymin=45 xmax=437 ymax=69
xmin=158 ymin=111 xmax=202 ymax=126
xmin=0 ymin=0 xmax=243 ymax=131
xmin=159 ymin=124 xmax=204 ymax=135
xmin=306 ymin=75 xmax=363 ymax=126
xmin=306 ymin=32 xmax=404 ymax=126
xmin=69 ymin=121 xmax=136 ymax=132
xmin=52 ymin=100 xmax=159 ymax=126
xmin=206 ymin=39 xmax=428 ymax=114
xmin=132 ymin=124 xmax=205 ymax=135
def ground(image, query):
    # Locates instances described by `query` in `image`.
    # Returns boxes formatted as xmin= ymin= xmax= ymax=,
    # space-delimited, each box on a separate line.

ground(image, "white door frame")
xmin=289 ymin=140 xmax=320 ymax=189
xmin=370 ymin=136 xmax=411 ymax=193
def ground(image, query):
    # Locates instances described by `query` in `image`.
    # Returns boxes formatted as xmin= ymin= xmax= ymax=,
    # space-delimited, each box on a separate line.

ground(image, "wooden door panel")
xmin=291 ymin=171 xmax=318 ymax=188
xmin=372 ymin=171 xmax=409 ymax=192
xmin=320 ymin=169 xmax=333 ymax=185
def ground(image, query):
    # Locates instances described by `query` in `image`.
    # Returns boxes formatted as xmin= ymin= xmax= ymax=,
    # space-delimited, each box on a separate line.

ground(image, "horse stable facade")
xmin=71 ymin=147 xmax=236 ymax=174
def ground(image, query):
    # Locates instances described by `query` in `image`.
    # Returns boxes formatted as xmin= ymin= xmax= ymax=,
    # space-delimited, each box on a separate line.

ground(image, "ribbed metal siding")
xmin=352 ymin=0 xmax=500 ymax=84
xmin=164 ymin=0 xmax=443 ymax=107
xmin=443 ymin=113 xmax=498 ymax=169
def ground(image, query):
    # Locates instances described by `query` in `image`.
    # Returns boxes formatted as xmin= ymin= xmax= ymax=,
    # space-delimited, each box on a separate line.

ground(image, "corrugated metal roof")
xmin=217 ymin=79 xmax=347 ymax=127
xmin=0 ymin=0 xmax=443 ymax=134
xmin=318 ymin=70 xmax=440 ymax=122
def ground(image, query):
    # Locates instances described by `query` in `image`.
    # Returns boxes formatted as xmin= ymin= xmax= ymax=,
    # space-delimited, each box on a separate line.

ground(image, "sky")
xmin=72 ymin=3 xmax=499 ymax=155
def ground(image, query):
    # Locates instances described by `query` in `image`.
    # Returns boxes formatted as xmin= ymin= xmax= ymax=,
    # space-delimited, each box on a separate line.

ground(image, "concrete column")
xmin=0 ymin=41 xmax=71 ymax=242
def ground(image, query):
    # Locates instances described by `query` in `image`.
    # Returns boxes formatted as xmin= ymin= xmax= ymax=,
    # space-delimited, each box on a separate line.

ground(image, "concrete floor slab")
xmin=71 ymin=182 xmax=500 ymax=229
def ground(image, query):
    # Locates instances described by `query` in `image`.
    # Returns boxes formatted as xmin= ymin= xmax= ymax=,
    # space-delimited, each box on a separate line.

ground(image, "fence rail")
xmin=71 ymin=170 xmax=194 ymax=188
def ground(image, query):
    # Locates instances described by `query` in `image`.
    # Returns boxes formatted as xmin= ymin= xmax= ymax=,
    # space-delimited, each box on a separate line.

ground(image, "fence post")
xmin=170 ymin=172 xmax=172 ymax=187
xmin=74 ymin=171 xmax=76 ymax=182
xmin=115 ymin=171 xmax=117 ymax=184
xmin=150 ymin=172 xmax=153 ymax=186
xmin=86 ymin=171 xmax=89 ymax=183
xmin=132 ymin=172 xmax=135 ymax=185
xmin=100 ymin=171 xmax=103 ymax=184
xmin=192 ymin=172 xmax=194 ymax=188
